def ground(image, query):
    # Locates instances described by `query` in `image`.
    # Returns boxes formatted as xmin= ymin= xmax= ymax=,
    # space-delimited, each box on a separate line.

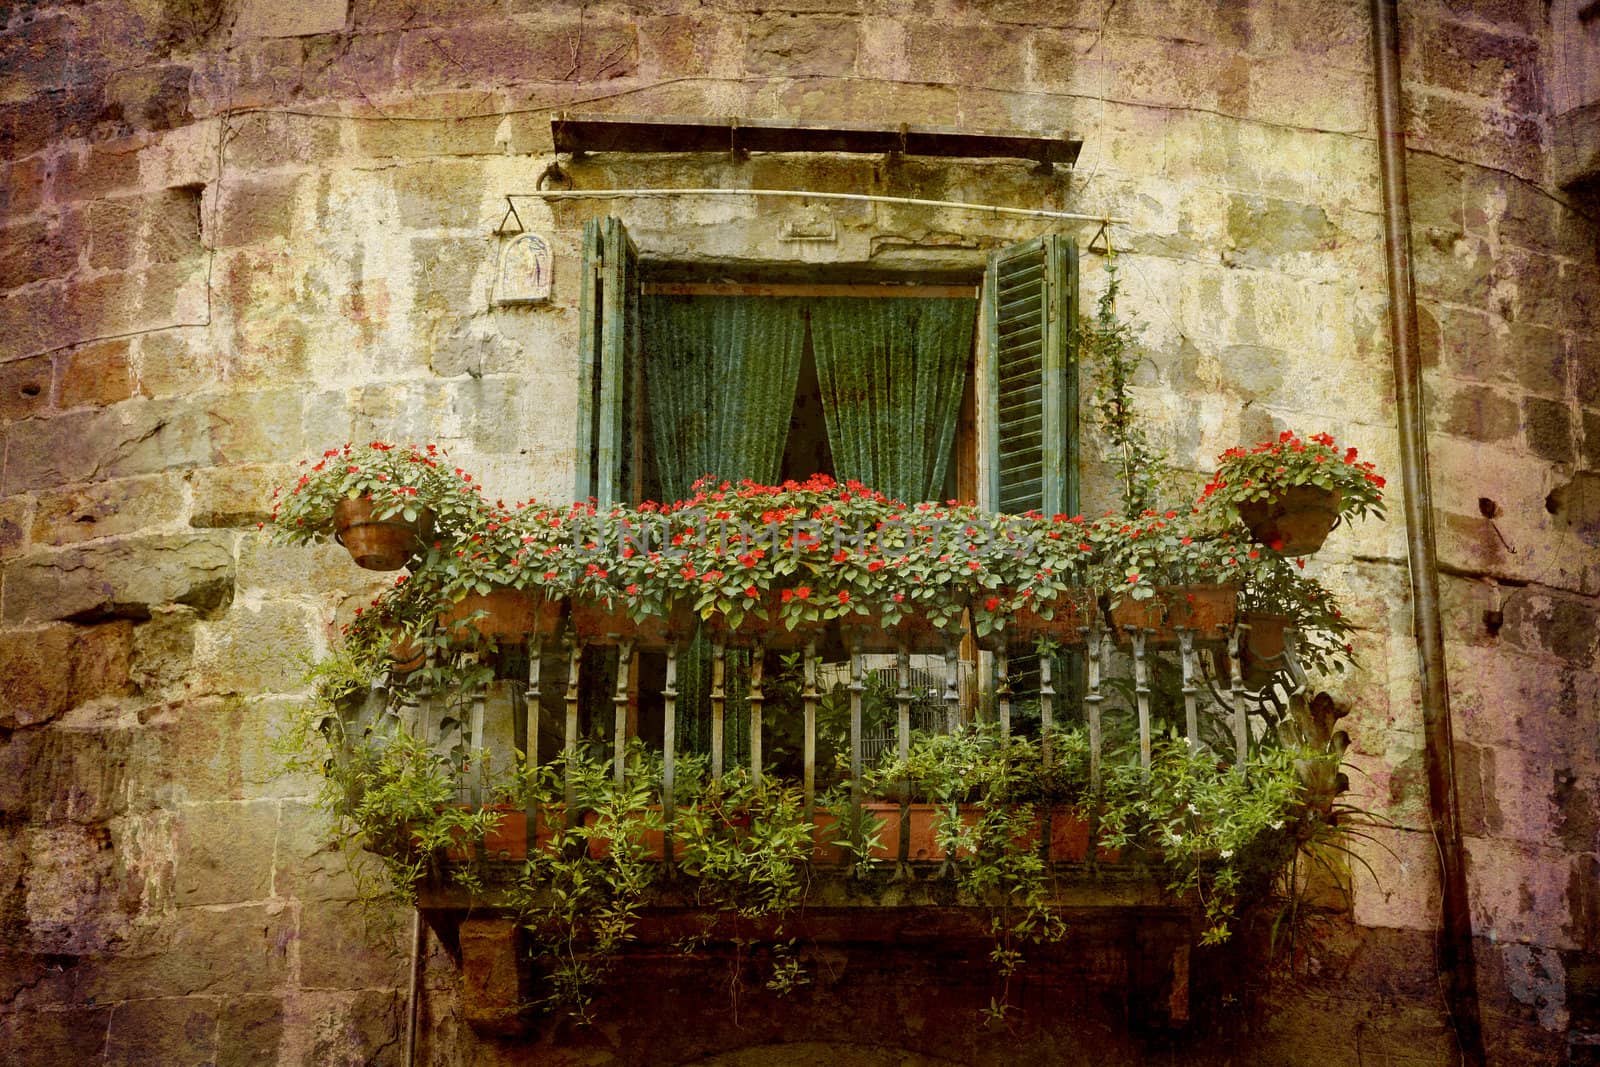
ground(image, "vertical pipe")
xmin=403 ymin=908 xmax=423 ymax=1067
xmin=1370 ymin=3 xmax=1485 ymax=1061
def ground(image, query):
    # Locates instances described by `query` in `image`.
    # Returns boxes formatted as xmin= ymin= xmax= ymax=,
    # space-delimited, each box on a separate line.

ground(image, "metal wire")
xmin=508 ymin=187 xmax=1127 ymax=224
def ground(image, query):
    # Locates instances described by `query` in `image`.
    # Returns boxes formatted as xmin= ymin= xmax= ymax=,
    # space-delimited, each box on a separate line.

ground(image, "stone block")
xmin=0 ymin=155 xmax=47 ymax=220
xmin=23 ymin=819 xmax=162 ymax=954
xmin=174 ymin=800 xmax=278 ymax=905
xmin=104 ymin=996 xmax=220 ymax=1067
xmin=0 ymin=353 xmax=53 ymax=421
xmin=1468 ymin=837 xmax=1577 ymax=948
xmin=235 ymin=0 xmax=348 ymax=39
xmin=217 ymin=995 xmax=285 ymax=1067
xmin=2 ymin=398 xmax=212 ymax=494
xmin=190 ymin=463 xmax=295 ymax=528
xmin=100 ymin=64 xmax=194 ymax=135
xmin=0 ymin=620 xmax=134 ymax=727
xmin=1438 ymin=382 xmax=1519 ymax=443
xmin=0 ymin=494 xmax=32 ymax=560
xmin=1524 ymin=396 xmax=1575 ymax=464
xmin=54 ymin=140 xmax=144 ymax=204
xmin=227 ymin=111 xmax=343 ymax=171
xmin=300 ymin=989 xmax=402 ymax=1066
xmin=204 ymin=389 xmax=306 ymax=465
xmin=87 ymin=197 xmax=141 ymax=273
xmin=1 ymin=531 xmax=235 ymax=624
xmin=637 ymin=15 xmax=727 ymax=79
xmin=1244 ymin=57 xmax=1369 ymax=133
xmin=1349 ymin=824 xmax=1442 ymax=931
xmin=191 ymin=600 xmax=320 ymax=695
xmin=1503 ymin=589 xmax=1600 ymax=666
xmin=31 ymin=473 xmax=184 ymax=546
xmin=1405 ymin=152 xmax=1465 ymax=230
xmin=1412 ymin=226 xmax=1492 ymax=307
xmin=0 ymin=215 xmax=80 ymax=292
xmin=131 ymin=605 xmax=201 ymax=700
xmin=237 ymin=531 xmax=378 ymax=596
xmin=271 ymin=799 xmax=373 ymax=902
xmin=1225 ymin=194 xmax=1336 ymax=267
xmin=0 ymin=14 xmax=72 ymax=107
xmin=145 ymin=186 xmax=205 ymax=265
xmin=1407 ymin=91 xmax=1543 ymax=181
xmin=460 ymin=917 xmax=528 ymax=1035
xmin=216 ymin=173 xmax=300 ymax=249
xmin=298 ymin=899 xmax=410 ymax=989
xmin=393 ymin=18 xmax=637 ymax=92
xmin=78 ymin=902 xmax=293 ymax=1001
xmin=1418 ymin=17 xmax=1542 ymax=116
xmin=136 ymin=329 xmax=218 ymax=398
xmin=390 ymin=159 xmax=488 ymax=231
xmin=58 ymin=337 xmax=139 ymax=409
xmin=0 ymin=85 xmax=102 ymax=161
xmin=1584 ymin=409 xmax=1600 ymax=470
xmin=0 ymin=1007 xmax=114 ymax=1067
xmin=894 ymin=22 xmax=1028 ymax=91
xmin=743 ymin=15 xmax=860 ymax=76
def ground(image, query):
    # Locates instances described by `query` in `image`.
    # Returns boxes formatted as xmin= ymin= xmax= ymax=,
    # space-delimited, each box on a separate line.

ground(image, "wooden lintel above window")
xmin=552 ymin=113 xmax=1081 ymax=172
xmin=640 ymin=282 xmax=979 ymax=299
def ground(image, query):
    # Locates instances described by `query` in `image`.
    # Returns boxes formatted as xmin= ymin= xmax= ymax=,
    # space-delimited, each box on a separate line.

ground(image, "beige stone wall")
xmin=0 ymin=0 xmax=1595 ymax=1063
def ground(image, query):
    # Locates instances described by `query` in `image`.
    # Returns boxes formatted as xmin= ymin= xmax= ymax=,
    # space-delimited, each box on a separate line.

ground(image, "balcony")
xmin=321 ymin=597 xmax=1326 ymax=1035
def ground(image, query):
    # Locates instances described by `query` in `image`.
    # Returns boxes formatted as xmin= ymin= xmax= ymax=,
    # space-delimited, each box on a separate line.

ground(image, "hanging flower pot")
xmin=388 ymin=631 xmax=426 ymax=674
xmin=439 ymin=588 xmax=563 ymax=647
xmin=1236 ymin=486 xmax=1343 ymax=556
xmin=334 ymin=496 xmax=433 ymax=571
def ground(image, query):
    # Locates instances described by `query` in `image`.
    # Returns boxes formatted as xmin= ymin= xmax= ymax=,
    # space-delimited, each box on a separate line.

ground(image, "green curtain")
xmin=809 ymin=298 xmax=977 ymax=503
xmin=641 ymin=295 xmax=807 ymax=502
xmin=641 ymin=295 xmax=806 ymax=765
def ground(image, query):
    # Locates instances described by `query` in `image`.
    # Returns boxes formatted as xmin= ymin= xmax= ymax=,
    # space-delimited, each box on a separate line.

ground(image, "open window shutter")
xmin=981 ymin=235 xmax=1079 ymax=517
xmin=575 ymin=216 xmax=640 ymax=506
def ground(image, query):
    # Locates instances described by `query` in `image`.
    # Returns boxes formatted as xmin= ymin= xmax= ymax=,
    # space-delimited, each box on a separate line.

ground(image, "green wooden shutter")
xmin=575 ymin=216 xmax=640 ymax=506
xmin=981 ymin=235 xmax=1079 ymax=516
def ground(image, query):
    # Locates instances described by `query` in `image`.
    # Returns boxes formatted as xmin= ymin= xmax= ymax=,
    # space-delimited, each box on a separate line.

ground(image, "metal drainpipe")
xmin=1369 ymin=1 xmax=1487 ymax=1063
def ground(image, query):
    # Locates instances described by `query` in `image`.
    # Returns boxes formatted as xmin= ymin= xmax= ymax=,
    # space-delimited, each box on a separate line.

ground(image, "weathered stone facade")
xmin=1 ymin=0 xmax=1596 ymax=1064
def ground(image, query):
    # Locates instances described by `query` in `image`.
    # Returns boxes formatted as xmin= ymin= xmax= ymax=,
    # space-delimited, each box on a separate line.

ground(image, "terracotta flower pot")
xmin=439 ymin=588 xmax=562 ymax=647
xmin=584 ymin=806 xmax=666 ymax=861
xmin=1110 ymin=583 xmax=1239 ymax=646
xmin=388 ymin=632 xmax=425 ymax=674
xmin=864 ymin=802 xmax=974 ymax=862
xmin=977 ymin=589 xmax=1095 ymax=651
xmin=838 ymin=609 xmax=965 ymax=654
xmin=705 ymin=600 xmax=818 ymax=650
xmin=1239 ymin=612 xmax=1291 ymax=688
xmin=571 ymin=600 xmax=696 ymax=647
xmin=334 ymin=496 xmax=433 ymax=571
xmin=1237 ymin=486 xmax=1342 ymax=556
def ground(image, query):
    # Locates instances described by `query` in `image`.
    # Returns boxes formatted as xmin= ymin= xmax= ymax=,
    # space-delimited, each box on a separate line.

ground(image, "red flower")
xmin=745 ymin=586 xmax=759 ymax=598
xmin=626 ymin=583 xmax=639 ymax=595
xmin=796 ymin=586 xmax=811 ymax=600
xmin=984 ymin=596 xmax=1000 ymax=612
xmin=781 ymin=589 xmax=794 ymax=603
xmin=837 ymin=590 xmax=850 ymax=604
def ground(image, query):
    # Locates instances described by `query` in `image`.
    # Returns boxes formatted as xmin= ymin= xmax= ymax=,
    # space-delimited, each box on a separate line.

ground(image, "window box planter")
xmin=1236 ymin=486 xmax=1342 ymax=556
xmin=704 ymin=603 xmax=820 ymax=651
xmin=976 ymin=589 xmax=1096 ymax=651
xmin=838 ymin=609 xmax=967 ymax=654
xmin=439 ymin=589 xmax=563 ymax=646
xmin=1110 ymin=584 xmax=1238 ymax=646
xmin=334 ymin=496 xmax=433 ymax=571
xmin=571 ymin=601 xmax=697 ymax=647
xmin=584 ymin=806 xmax=668 ymax=861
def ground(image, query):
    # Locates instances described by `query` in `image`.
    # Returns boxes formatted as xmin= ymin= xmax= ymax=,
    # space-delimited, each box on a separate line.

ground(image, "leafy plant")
xmin=1080 ymin=253 xmax=1168 ymax=519
xmin=1200 ymin=430 xmax=1387 ymax=532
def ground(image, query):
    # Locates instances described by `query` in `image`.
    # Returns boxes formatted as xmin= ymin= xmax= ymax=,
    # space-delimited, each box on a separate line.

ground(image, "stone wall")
xmin=0 ymin=0 xmax=1595 ymax=1064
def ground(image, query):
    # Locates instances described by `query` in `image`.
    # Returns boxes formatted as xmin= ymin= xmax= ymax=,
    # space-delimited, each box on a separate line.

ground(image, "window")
xmin=569 ymin=216 xmax=1080 ymax=763
xmin=574 ymin=217 xmax=1079 ymax=520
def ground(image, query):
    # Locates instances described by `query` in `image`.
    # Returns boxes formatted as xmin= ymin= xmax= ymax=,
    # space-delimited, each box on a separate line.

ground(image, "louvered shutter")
xmin=575 ymin=216 xmax=641 ymax=506
xmin=981 ymin=235 xmax=1079 ymax=517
